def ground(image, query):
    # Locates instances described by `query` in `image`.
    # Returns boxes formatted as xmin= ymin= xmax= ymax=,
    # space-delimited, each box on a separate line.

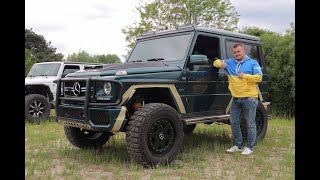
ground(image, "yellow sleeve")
xmin=213 ymin=59 xmax=222 ymax=68
xmin=243 ymin=74 xmax=262 ymax=83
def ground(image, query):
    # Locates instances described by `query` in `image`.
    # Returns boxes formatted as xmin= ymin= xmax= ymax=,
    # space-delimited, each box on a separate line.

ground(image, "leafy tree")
xmin=25 ymin=48 xmax=33 ymax=77
xmin=66 ymin=50 xmax=122 ymax=64
xmin=240 ymin=23 xmax=295 ymax=118
xmin=25 ymin=29 xmax=64 ymax=63
xmin=239 ymin=26 xmax=275 ymax=37
xmin=95 ymin=54 xmax=122 ymax=64
xmin=286 ymin=23 xmax=295 ymax=100
xmin=122 ymin=0 xmax=239 ymax=54
xmin=66 ymin=50 xmax=97 ymax=63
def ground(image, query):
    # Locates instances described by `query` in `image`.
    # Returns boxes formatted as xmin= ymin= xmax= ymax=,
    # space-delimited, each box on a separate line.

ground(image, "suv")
xmin=55 ymin=26 xmax=270 ymax=167
xmin=25 ymin=61 xmax=104 ymax=122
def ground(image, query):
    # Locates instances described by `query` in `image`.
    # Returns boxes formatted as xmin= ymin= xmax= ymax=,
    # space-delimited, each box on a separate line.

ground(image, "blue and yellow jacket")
xmin=213 ymin=56 xmax=262 ymax=98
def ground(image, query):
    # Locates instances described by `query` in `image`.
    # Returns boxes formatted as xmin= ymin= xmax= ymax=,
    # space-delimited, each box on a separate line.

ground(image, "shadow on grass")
xmin=25 ymin=117 xmax=56 ymax=125
xmin=59 ymin=132 xmax=233 ymax=168
xmin=183 ymin=131 xmax=232 ymax=150
xmin=59 ymin=137 xmax=132 ymax=166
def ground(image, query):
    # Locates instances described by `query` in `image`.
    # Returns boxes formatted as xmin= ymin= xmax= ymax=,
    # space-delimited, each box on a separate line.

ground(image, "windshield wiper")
xmin=146 ymin=58 xmax=169 ymax=66
xmin=130 ymin=60 xmax=143 ymax=62
xmin=146 ymin=58 xmax=165 ymax=62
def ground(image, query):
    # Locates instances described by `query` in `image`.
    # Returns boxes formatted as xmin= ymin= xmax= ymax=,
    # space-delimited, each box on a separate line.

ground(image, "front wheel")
xmin=25 ymin=94 xmax=51 ymax=123
xmin=240 ymin=101 xmax=268 ymax=143
xmin=126 ymin=103 xmax=184 ymax=167
xmin=64 ymin=126 xmax=111 ymax=149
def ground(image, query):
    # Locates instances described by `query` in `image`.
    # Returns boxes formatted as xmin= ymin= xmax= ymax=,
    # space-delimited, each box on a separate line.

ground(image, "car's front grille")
xmin=63 ymin=81 xmax=88 ymax=97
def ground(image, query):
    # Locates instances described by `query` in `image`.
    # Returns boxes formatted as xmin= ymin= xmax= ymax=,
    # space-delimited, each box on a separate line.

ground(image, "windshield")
xmin=27 ymin=63 xmax=61 ymax=77
xmin=127 ymin=33 xmax=192 ymax=62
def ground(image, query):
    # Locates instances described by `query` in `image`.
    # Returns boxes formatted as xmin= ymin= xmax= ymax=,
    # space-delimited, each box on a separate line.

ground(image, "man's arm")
xmin=213 ymin=59 xmax=227 ymax=69
xmin=242 ymin=61 xmax=263 ymax=82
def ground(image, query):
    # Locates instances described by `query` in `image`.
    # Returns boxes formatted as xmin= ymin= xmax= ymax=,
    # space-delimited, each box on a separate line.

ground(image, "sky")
xmin=25 ymin=0 xmax=295 ymax=62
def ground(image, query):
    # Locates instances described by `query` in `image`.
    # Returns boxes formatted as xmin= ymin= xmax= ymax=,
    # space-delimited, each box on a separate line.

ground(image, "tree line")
xmin=25 ymin=29 xmax=121 ymax=76
xmin=25 ymin=0 xmax=295 ymax=118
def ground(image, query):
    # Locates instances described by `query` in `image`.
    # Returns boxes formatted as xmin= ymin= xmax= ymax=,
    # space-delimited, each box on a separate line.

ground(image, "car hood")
xmin=67 ymin=62 xmax=182 ymax=77
xmin=25 ymin=76 xmax=56 ymax=85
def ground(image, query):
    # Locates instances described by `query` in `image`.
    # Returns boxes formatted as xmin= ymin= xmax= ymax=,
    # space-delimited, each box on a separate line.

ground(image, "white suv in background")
xmin=25 ymin=61 xmax=104 ymax=122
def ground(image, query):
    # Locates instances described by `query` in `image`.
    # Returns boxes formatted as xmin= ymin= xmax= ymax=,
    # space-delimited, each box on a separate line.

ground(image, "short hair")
xmin=233 ymin=43 xmax=244 ymax=49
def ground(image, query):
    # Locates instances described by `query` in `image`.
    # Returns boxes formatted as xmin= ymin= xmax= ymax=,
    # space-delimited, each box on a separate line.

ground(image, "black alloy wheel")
xmin=148 ymin=118 xmax=175 ymax=155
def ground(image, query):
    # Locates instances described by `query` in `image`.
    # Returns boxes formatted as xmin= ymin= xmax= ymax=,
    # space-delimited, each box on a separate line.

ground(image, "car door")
xmin=186 ymin=32 xmax=228 ymax=115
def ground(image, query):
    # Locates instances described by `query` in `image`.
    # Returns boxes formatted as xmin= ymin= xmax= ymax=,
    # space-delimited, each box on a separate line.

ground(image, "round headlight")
xmin=103 ymin=82 xmax=112 ymax=95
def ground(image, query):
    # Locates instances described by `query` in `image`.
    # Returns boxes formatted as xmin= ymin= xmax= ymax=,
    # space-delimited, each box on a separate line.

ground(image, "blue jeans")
xmin=230 ymin=97 xmax=258 ymax=149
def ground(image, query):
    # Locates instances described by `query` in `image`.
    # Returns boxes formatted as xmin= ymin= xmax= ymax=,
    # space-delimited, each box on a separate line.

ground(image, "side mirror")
xmin=61 ymin=73 xmax=67 ymax=78
xmin=189 ymin=54 xmax=208 ymax=65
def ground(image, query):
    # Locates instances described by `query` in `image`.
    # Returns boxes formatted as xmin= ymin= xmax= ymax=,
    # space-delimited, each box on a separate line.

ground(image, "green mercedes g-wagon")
xmin=55 ymin=25 xmax=270 ymax=167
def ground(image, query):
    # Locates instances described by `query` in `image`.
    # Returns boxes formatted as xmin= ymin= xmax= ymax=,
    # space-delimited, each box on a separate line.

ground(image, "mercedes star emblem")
xmin=72 ymin=82 xmax=81 ymax=96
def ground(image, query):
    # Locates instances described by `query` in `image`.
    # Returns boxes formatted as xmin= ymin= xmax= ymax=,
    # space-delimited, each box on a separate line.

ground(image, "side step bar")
xmin=183 ymin=114 xmax=272 ymax=125
xmin=183 ymin=114 xmax=230 ymax=125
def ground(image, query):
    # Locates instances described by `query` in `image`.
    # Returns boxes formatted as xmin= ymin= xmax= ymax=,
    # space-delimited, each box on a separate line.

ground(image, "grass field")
xmin=25 ymin=116 xmax=295 ymax=180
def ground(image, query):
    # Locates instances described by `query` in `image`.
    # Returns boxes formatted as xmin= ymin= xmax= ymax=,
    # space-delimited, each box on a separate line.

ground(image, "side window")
xmin=63 ymin=65 xmax=80 ymax=75
xmin=188 ymin=35 xmax=222 ymax=79
xmin=225 ymin=40 xmax=262 ymax=66
xmin=226 ymin=40 xmax=235 ymax=59
xmin=244 ymin=45 xmax=261 ymax=66
xmin=192 ymin=35 xmax=221 ymax=60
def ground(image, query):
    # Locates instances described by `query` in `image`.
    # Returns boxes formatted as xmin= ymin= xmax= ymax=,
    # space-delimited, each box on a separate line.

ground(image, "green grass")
xmin=25 ymin=117 xmax=295 ymax=179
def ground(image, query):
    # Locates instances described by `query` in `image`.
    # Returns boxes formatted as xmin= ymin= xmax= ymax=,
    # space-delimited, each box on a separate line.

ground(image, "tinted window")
xmin=226 ymin=40 xmax=262 ymax=66
xmin=63 ymin=65 xmax=80 ymax=74
xmin=192 ymin=35 xmax=220 ymax=59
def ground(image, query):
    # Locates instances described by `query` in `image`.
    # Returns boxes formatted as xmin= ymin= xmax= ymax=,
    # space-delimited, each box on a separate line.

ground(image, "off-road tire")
xmin=183 ymin=124 xmax=197 ymax=135
xmin=126 ymin=103 xmax=184 ymax=167
xmin=240 ymin=101 xmax=268 ymax=143
xmin=64 ymin=126 xmax=111 ymax=149
xmin=25 ymin=94 xmax=51 ymax=124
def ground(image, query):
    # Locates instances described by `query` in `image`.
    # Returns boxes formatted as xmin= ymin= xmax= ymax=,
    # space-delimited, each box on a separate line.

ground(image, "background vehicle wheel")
xmin=25 ymin=94 xmax=51 ymax=123
xmin=64 ymin=126 xmax=111 ymax=149
xmin=126 ymin=103 xmax=184 ymax=167
xmin=240 ymin=101 xmax=268 ymax=143
xmin=183 ymin=124 xmax=196 ymax=135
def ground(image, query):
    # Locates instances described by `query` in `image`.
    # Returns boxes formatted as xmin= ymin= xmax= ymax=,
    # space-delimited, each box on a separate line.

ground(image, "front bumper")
xmin=57 ymin=105 xmax=127 ymax=132
xmin=55 ymin=77 xmax=126 ymax=132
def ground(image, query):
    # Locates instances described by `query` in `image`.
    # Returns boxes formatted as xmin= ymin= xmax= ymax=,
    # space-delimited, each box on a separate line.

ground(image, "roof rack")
xmin=176 ymin=24 xmax=197 ymax=30
xmin=141 ymin=30 xmax=156 ymax=36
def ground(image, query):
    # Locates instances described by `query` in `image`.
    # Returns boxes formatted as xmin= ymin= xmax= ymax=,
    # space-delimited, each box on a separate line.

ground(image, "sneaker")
xmin=241 ymin=147 xmax=253 ymax=155
xmin=226 ymin=146 xmax=243 ymax=153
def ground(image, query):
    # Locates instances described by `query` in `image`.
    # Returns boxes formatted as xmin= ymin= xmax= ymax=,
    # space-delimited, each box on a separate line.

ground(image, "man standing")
xmin=213 ymin=43 xmax=262 ymax=155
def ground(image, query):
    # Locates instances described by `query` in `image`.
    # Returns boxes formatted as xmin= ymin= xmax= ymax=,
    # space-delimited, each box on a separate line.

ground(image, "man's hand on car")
xmin=221 ymin=59 xmax=227 ymax=69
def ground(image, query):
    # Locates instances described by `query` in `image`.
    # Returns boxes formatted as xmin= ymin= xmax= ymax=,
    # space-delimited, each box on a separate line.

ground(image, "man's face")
xmin=232 ymin=46 xmax=245 ymax=61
